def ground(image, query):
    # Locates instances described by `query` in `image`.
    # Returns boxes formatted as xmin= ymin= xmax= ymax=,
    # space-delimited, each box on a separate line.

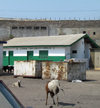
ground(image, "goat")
xmin=3 ymin=66 xmax=9 ymax=73
xmin=3 ymin=65 xmax=14 ymax=73
xmin=12 ymin=80 xmax=21 ymax=87
xmin=45 ymin=80 xmax=61 ymax=105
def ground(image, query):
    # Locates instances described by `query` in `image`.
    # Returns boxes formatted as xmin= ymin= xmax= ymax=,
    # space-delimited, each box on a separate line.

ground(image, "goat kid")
xmin=45 ymin=80 xmax=61 ymax=105
xmin=12 ymin=80 xmax=21 ymax=87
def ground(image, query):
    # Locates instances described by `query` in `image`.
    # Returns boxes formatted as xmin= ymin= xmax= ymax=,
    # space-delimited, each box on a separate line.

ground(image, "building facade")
xmin=3 ymin=34 xmax=99 ymax=68
xmin=0 ymin=18 xmax=100 ymax=45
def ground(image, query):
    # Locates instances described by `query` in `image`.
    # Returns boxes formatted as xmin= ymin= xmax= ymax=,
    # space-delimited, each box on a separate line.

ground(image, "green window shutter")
xmin=3 ymin=51 xmax=6 ymax=57
xmin=9 ymin=51 xmax=14 ymax=65
xmin=27 ymin=51 xmax=33 ymax=60
xmin=9 ymin=51 xmax=13 ymax=56
xmin=3 ymin=51 xmax=9 ymax=66
xmin=39 ymin=50 xmax=48 ymax=59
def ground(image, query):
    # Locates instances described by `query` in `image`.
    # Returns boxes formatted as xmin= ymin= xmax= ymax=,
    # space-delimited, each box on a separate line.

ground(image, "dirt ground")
xmin=0 ymin=70 xmax=100 ymax=108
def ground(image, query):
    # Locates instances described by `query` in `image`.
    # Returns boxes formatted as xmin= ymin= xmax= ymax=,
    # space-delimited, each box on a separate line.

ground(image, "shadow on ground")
xmin=59 ymin=102 xmax=75 ymax=106
xmin=49 ymin=102 xmax=75 ymax=108
xmin=26 ymin=106 xmax=33 ymax=108
xmin=1 ymin=72 xmax=13 ymax=76
xmin=84 ymin=79 xmax=97 ymax=82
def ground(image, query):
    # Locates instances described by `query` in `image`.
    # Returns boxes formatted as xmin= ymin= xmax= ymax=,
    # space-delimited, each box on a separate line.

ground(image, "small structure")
xmin=90 ymin=48 xmax=100 ymax=70
xmin=14 ymin=60 xmax=42 ymax=77
xmin=0 ymin=41 xmax=7 ymax=74
xmin=42 ymin=60 xmax=86 ymax=81
xmin=14 ymin=60 xmax=86 ymax=81
xmin=3 ymin=34 xmax=99 ymax=69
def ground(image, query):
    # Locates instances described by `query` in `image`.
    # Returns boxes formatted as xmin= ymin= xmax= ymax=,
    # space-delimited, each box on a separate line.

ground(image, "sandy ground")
xmin=0 ymin=70 xmax=100 ymax=108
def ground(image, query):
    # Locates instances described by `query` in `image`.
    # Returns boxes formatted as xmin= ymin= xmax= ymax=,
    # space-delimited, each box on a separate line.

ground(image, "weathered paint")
xmin=42 ymin=61 xmax=86 ymax=81
xmin=42 ymin=61 xmax=68 ymax=80
xmin=14 ymin=60 xmax=42 ymax=77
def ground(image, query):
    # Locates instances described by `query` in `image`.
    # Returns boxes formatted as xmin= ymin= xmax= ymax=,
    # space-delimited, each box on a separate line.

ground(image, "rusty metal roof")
xmin=3 ymin=34 xmax=99 ymax=48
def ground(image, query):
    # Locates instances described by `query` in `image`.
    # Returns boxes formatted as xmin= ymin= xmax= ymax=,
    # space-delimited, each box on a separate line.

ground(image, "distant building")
xmin=0 ymin=41 xmax=7 ymax=74
xmin=0 ymin=18 xmax=100 ymax=45
xmin=3 ymin=34 xmax=99 ymax=68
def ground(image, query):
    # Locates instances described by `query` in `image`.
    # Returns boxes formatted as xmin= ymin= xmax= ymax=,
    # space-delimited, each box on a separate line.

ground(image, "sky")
xmin=0 ymin=0 xmax=100 ymax=20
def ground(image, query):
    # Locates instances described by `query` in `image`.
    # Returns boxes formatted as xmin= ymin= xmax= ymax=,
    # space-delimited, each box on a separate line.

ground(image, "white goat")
xmin=12 ymin=80 xmax=21 ymax=87
xmin=45 ymin=80 xmax=61 ymax=105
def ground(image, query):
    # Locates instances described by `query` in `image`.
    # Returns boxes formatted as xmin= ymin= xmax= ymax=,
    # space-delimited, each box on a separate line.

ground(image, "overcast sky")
xmin=0 ymin=0 xmax=100 ymax=20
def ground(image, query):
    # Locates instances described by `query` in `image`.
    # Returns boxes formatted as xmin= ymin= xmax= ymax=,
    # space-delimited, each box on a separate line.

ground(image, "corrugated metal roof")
xmin=4 ymin=34 xmax=86 ymax=46
xmin=3 ymin=34 xmax=99 ymax=48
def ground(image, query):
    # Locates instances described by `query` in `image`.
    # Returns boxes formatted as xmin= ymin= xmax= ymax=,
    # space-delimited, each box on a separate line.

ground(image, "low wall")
xmin=42 ymin=61 xmax=86 ymax=81
xmin=14 ymin=61 xmax=42 ymax=77
xmin=67 ymin=62 xmax=86 ymax=81
xmin=14 ymin=60 xmax=86 ymax=81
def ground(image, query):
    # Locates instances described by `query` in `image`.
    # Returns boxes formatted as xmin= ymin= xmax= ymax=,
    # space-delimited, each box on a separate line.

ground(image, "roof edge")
xmin=71 ymin=34 xmax=100 ymax=48
xmin=3 ymin=45 xmax=71 ymax=48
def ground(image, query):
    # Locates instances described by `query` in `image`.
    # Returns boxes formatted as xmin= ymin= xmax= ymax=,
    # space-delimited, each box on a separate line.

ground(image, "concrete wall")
xmin=71 ymin=39 xmax=85 ymax=58
xmin=67 ymin=62 xmax=86 ymax=81
xmin=0 ymin=19 xmax=100 ymax=46
xmin=57 ymin=28 xmax=100 ymax=41
xmin=65 ymin=47 xmax=71 ymax=59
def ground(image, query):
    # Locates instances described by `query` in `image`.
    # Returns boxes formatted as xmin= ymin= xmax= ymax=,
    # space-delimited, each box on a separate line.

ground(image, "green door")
xmin=9 ymin=51 xmax=13 ymax=65
xmin=27 ymin=51 xmax=33 ymax=60
xmin=3 ymin=51 xmax=9 ymax=66
xmin=39 ymin=50 xmax=48 ymax=60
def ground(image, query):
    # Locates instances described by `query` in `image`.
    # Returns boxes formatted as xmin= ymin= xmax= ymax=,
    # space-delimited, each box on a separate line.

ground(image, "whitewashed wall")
xmin=65 ymin=47 xmax=71 ymax=59
xmin=85 ymin=43 xmax=91 ymax=59
xmin=34 ymin=47 xmax=65 ymax=56
xmin=84 ymin=43 xmax=91 ymax=69
xmin=71 ymin=39 xmax=85 ymax=58
xmin=14 ymin=50 xmax=27 ymax=56
xmin=4 ymin=47 xmax=66 ymax=57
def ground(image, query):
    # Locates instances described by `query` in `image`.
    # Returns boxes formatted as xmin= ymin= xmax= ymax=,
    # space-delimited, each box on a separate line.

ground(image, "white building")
xmin=3 ymin=34 xmax=99 ymax=68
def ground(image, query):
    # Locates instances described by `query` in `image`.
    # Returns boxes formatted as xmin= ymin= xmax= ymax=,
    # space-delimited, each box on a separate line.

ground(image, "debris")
xmin=72 ymin=80 xmax=82 ymax=83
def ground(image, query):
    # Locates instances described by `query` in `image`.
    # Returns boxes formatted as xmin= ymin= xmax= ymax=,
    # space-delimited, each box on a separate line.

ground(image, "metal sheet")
xmin=42 ymin=61 xmax=68 ymax=80
xmin=14 ymin=61 xmax=42 ymax=77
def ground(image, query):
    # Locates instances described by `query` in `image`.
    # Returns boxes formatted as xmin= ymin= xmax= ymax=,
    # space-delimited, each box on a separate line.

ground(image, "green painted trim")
xmin=3 ymin=55 xmax=66 ymax=66
xmin=3 ymin=45 xmax=70 ymax=48
xmin=71 ymin=34 xmax=100 ymax=48
xmin=84 ymin=34 xmax=100 ymax=48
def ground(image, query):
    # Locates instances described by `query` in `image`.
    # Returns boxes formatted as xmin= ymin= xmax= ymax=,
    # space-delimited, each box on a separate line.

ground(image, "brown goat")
xmin=45 ymin=80 xmax=60 ymax=105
